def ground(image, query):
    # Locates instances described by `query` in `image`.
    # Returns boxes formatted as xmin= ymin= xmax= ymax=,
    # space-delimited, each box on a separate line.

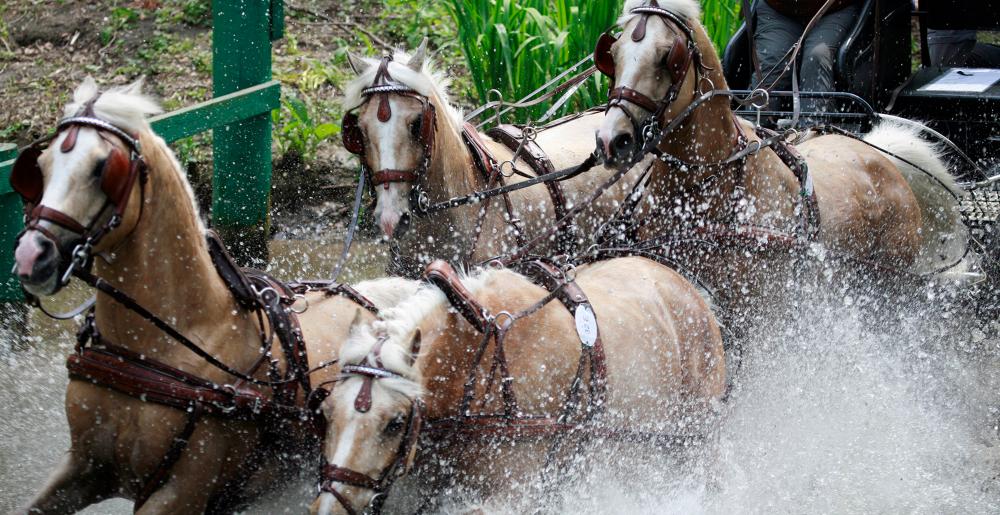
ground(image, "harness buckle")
xmin=61 ymin=241 xmax=93 ymax=286
xmin=290 ymin=293 xmax=309 ymax=314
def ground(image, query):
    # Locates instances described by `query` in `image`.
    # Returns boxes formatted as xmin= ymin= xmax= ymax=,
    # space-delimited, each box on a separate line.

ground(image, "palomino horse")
xmin=594 ymin=0 xmax=967 ymax=310
xmin=11 ymin=78 xmax=420 ymax=514
xmin=341 ymin=42 xmax=643 ymax=276
xmin=309 ymin=256 xmax=725 ymax=514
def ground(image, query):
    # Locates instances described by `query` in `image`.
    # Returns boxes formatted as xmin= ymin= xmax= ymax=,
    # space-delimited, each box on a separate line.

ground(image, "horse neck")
xmin=408 ymin=301 xmax=472 ymax=419
xmin=426 ymin=102 xmax=483 ymax=202
xmin=93 ymin=132 xmax=250 ymax=363
xmin=649 ymin=22 xmax=744 ymax=223
xmin=413 ymin=98 xmax=513 ymax=259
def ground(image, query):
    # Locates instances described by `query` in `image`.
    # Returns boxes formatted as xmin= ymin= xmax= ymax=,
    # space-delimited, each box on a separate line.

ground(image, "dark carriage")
xmin=723 ymin=0 xmax=1000 ymax=316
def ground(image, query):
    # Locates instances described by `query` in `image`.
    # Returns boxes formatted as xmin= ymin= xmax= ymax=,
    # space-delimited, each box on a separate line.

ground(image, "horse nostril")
xmin=611 ymin=133 xmax=634 ymax=155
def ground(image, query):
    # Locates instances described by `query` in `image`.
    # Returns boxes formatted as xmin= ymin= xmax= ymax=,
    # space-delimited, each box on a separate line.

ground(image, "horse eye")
xmin=409 ymin=119 xmax=422 ymax=139
xmin=92 ymin=158 xmax=107 ymax=178
xmin=384 ymin=414 xmax=405 ymax=435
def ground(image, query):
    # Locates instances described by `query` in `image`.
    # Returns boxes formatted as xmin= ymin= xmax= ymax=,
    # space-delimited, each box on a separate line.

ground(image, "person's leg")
xmin=799 ymin=3 xmax=861 ymax=112
xmin=968 ymin=43 xmax=1000 ymax=68
xmin=928 ymin=30 xmax=978 ymax=66
xmin=751 ymin=1 xmax=803 ymax=92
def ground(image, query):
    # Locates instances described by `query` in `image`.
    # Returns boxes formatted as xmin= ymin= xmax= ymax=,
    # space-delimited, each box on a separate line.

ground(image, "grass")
xmin=444 ymin=0 xmax=743 ymax=124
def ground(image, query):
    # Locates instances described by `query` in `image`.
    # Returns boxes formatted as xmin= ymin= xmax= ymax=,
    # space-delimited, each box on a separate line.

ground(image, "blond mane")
xmin=339 ymin=267 xmax=497 ymax=399
xmin=341 ymin=49 xmax=464 ymax=126
xmin=64 ymin=77 xmax=205 ymax=234
xmin=618 ymin=0 xmax=702 ymax=26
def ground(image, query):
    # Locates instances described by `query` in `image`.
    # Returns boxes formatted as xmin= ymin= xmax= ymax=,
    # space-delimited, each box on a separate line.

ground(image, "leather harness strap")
xmin=486 ymin=124 xmax=576 ymax=254
xmin=754 ymin=126 xmax=821 ymax=239
xmin=424 ymin=260 xmax=608 ymax=422
xmin=462 ymin=123 xmax=527 ymax=248
xmin=424 ymin=260 xmax=490 ymax=333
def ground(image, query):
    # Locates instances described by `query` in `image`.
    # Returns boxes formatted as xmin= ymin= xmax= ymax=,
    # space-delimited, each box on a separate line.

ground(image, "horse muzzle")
xmin=595 ymin=128 xmax=639 ymax=170
xmin=14 ymin=229 xmax=67 ymax=295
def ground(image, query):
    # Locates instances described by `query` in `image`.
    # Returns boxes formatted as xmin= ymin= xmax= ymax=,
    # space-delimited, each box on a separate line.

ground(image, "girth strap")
xmin=134 ymin=402 xmax=205 ymax=510
xmin=518 ymin=260 xmax=607 ymax=412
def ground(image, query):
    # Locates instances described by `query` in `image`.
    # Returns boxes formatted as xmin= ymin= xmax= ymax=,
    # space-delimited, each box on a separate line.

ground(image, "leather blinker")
xmin=342 ymin=112 xmax=365 ymax=155
xmin=10 ymin=146 xmax=45 ymax=204
xmin=595 ymin=32 xmax=618 ymax=78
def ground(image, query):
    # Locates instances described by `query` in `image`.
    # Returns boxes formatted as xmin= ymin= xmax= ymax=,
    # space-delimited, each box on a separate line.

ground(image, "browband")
xmin=361 ymin=85 xmax=419 ymax=97
xmin=340 ymin=364 xmax=403 ymax=380
xmin=57 ymin=116 xmax=140 ymax=154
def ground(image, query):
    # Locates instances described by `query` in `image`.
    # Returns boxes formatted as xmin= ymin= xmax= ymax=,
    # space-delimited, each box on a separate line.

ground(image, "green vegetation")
xmin=445 ymin=0 xmax=620 ymax=123
xmin=443 ymin=0 xmax=743 ymax=124
xmin=272 ymin=94 xmax=340 ymax=162
xmin=100 ymin=6 xmax=139 ymax=46
xmin=702 ymin=0 xmax=742 ymax=53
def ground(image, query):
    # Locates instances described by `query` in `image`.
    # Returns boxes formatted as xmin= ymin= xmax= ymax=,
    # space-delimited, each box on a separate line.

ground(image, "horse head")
xmin=594 ymin=0 xmax=705 ymax=168
xmin=311 ymin=318 xmax=425 ymax=515
xmin=342 ymin=40 xmax=449 ymax=239
xmin=11 ymin=78 xmax=161 ymax=296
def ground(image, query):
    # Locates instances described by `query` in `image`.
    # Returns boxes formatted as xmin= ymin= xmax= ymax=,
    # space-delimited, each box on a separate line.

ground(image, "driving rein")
xmin=594 ymin=1 xmax=821 ymax=240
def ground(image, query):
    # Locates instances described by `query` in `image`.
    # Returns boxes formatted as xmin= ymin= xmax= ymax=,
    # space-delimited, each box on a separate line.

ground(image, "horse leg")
xmin=19 ymin=451 xmax=112 ymax=515
xmin=135 ymin=422 xmax=253 ymax=515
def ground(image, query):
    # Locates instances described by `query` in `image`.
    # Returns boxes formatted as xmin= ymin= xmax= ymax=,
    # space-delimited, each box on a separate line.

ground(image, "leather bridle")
xmin=10 ymin=97 xmax=147 ymax=288
xmin=341 ymin=55 xmax=438 ymax=197
xmin=595 ymin=0 xmax=703 ymax=157
xmin=318 ymin=337 xmax=425 ymax=515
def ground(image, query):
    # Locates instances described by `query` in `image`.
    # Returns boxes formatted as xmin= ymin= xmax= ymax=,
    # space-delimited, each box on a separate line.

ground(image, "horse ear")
xmin=347 ymin=51 xmax=372 ymax=75
xmin=73 ymin=77 xmax=99 ymax=104
xmin=121 ymin=77 xmax=145 ymax=95
xmin=408 ymin=329 xmax=422 ymax=364
xmin=408 ymin=38 xmax=429 ymax=71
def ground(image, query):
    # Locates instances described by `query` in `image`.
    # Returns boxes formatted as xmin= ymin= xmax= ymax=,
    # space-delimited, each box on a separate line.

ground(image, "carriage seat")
xmin=887 ymin=0 xmax=1000 ymax=169
xmin=722 ymin=0 xmax=911 ymax=111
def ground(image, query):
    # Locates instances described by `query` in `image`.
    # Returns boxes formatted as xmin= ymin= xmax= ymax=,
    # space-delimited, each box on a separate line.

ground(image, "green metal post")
xmin=0 ymin=143 xmax=24 ymax=302
xmin=211 ymin=0 xmax=281 ymax=266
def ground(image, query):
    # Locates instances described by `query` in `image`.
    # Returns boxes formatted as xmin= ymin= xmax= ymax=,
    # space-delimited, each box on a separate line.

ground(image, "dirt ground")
xmin=0 ymin=0 xmax=467 ymax=236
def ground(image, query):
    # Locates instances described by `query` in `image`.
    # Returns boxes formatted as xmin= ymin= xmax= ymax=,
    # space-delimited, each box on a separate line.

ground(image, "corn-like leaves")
xmin=446 ymin=1 xmax=742 ymax=124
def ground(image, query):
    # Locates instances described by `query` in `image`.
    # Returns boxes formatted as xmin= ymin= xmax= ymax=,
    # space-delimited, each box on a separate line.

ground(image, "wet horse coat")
xmin=310 ymin=256 xmax=725 ymax=514
xmin=595 ymin=0 xmax=966 ymax=313
xmin=11 ymin=79 xmax=420 ymax=514
xmin=341 ymin=45 xmax=645 ymax=276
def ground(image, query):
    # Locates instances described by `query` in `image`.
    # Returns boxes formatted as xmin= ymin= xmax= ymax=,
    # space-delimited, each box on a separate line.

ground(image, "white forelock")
xmin=341 ymin=49 xmax=463 ymax=126
xmin=63 ymin=77 xmax=162 ymax=134
xmin=618 ymin=0 xmax=702 ymax=26
xmin=338 ymin=267 xmax=498 ymax=399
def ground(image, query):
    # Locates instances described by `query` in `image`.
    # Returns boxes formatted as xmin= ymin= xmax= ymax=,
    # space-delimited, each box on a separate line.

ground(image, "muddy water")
xmin=2 ymin=240 xmax=1000 ymax=513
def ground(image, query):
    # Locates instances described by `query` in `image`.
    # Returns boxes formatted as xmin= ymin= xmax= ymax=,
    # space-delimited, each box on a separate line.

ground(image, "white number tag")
xmin=574 ymin=304 xmax=598 ymax=348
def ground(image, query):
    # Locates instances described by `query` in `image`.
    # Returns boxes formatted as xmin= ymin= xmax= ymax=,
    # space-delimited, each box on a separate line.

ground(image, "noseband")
xmin=319 ymin=337 xmax=425 ymax=515
xmin=595 ymin=0 xmax=702 ymax=149
xmin=10 ymin=95 xmax=147 ymax=284
xmin=341 ymin=56 xmax=438 ymax=196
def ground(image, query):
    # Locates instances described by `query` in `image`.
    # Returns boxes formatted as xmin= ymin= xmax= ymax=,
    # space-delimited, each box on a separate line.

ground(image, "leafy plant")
xmin=702 ymin=0 xmax=742 ymax=53
xmin=445 ymin=0 xmax=744 ymax=124
xmin=272 ymin=94 xmax=339 ymax=161
xmin=445 ymin=0 xmax=621 ymax=124
xmin=101 ymin=6 xmax=139 ymax=46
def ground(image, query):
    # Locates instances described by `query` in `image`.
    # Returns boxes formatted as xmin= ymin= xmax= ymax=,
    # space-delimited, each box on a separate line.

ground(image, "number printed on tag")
xmin=575 ymin=304 xmax=598 ymax=347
